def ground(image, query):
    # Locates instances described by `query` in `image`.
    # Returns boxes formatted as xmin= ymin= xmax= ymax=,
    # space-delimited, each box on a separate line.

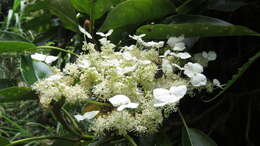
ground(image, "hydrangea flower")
xmin=31 ymin=53 xmax=58 ymax=64
xmin=74 ymin=111 xmax=100 ymax=121
xmin=96 ymin=29 xmax=113 ymax=37
xmin=109 ymin=95 xmax=139 ymax=111
xmin=213 ymin=79 xmax=224 ymax=89
xmin=202 ymin=51 xmax=217 ymax=61
xmin=153 ymin=85 xmax=187 ymax=107
xmin=78 ymin=25 xmax=92 ymax=39
xmin=171 ymin=52 xmax=191 ymax=59
xmin=167 ymin=35 xmax=186 ymax=51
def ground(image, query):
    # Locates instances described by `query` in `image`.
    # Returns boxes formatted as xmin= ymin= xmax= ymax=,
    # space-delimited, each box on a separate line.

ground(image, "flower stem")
xmin=36 ymin=46 xmax=80 ymax=57
xmin=7 ymin=136 xmax=79 ymax=146
xmin=124 ymin=134 xmax=138 ymax=146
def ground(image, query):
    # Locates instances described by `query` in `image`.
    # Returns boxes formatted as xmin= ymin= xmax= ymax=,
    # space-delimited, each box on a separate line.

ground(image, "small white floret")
xmin=171 ymin=52 xmax=191 ymax=59
xmin=190 ymin=73 xmax=207 ymax=87
xmin=74 ymin=111 xmax=100 ymax=121
xmin=78 ymin=25 xmax=92 ymax=39
xmin=31 ymin=53 xmax=58 ymax=64
xmin=183 ymin=62 xmax=203 ymax=78
xmin=202 ymin=51 xmax=217 ymax=61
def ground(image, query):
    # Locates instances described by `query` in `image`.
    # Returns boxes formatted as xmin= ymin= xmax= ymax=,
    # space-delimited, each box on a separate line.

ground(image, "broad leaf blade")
xmin=0 ymin=86 xmax=37 ymax=103
xmin=182 ymin=127 xmax=217 ymax=146
xmin=47 ymin=0 xmax=78 ymax=32
xmin=137 ymin=23 xmax=260 ymax=39
xmin=0 ymin=41 xmax=36 ymax=53
xmin=163 ymin=15 xmax=232 ymax=26
xmin=0 ymin=31 xmax=36 ymax=53
xmin=99 ymin=0 xmax=175 ymax=31
xmin=20 ymin=56 xmax=52 ymax=86
xmin=71 ymin=0 xmax=112 ymax=19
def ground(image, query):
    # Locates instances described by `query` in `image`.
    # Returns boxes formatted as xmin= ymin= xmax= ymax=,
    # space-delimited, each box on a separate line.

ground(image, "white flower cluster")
xmin=32 ymin=31 xmax=222 ymax=136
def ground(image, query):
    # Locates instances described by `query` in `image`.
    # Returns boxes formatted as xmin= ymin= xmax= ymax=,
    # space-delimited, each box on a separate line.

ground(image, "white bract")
xmin=96 ymin=29 xmax=113 ymax=37
xmin=109 ymin=95 xmax=139 ymax=111
xmin=171 ymin=52 xmax=191 ymax=59
xmin=190 ymin=74 xmax=207 ymax=87
xmin=31 ymin=53 xmax=58 ymax=64
xmin=77 ymin=59 xmax=90 ymax=68
xmin=74 ymin=111 xmax=100 ymax=121
xmin=162 ymin=59 xmax=173 ymax=74
xmin=153 ymin=85 xmax=187 ymax=107
xmin=202 ymin=51 xmax=217 ymax=61
xmin=129 ymin=34 xmax=146 ymax=44
xmin=213 ymin=79 xmax=224 ymax=89
xmin=167 ymin=35 xmax=186 ymax=51
xmin=78 ymin=25 xmax=92 ymax=39
xmin=143 ymin=41 xmax=164 ymax=48
xmin=183 ymin=62 xmax=203 ymax=78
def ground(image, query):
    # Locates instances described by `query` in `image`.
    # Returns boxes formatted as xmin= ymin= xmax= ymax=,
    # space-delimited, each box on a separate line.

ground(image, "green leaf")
xmin=208 ymin=0 xmax=247 ymax=12
xmin=163 ymin=15 xmax=231 ymax=26
xmin=99 ymin=0 xmax=175 ymax=31
xmin=20 ymin=56 xmax=52 ymax=86
xmin=0 ymin=31 xmax=28 ymax=41
xmin=182 ymin=127 xmax=217 ymax=146
xmin=71 ymin=0 xmax=112 ymax=20
xmin=176 ymin=0 xmax=208 ymax=14
xmin=137 ymin=23 xmax=260 ymax=39
xmin=0 ymin=41 xmax=36 ymax=53
xmin=46 ymin=0 xmax=78 ymax=32
xmin=0 ymin=86 xmax=37 ymax=103
xmin=212 ymin=50 xmax=260 ymax=101
xmin=0 ymin=31 xmax=36 ymax=53
xmin=0 ymin=136 xmax=10 ymax=146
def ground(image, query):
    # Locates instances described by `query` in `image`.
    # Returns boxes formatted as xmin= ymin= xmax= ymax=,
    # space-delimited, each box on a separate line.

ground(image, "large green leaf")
xmin=182 ymin=127 xmax=217 ymax=146
xmin=20 ymin=56 xmax=52 ymax=86
xmin=0 ymin=86 xmax=37 ymax=103
xmin=208 ymin=0 xmax=247 ymax=12
xmin=137 ymin=23 xmax=260 ymax=39
xmin=46 ymin=0 xmax=78 ymax=32
xmin=0 ymin=31 xmax=28 ymax=41
xmin=176 ymin=0 xmax=208 ymax=14
xmin=0 ymin=31 xmax=37 ymax=53
xmin=0 ymin=136 xmax=10 ymax=146
xmin=99 ymin=0 xmax=175 ymax=31
xmin=0 ymin=41 xmax=36 ymax=53
xmin=70 ymin=0 xmax=112 ymax=20
xmin=163 ymin=15 xmax=231 ymax=26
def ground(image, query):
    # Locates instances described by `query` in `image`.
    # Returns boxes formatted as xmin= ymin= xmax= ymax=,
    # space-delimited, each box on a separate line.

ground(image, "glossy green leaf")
xmin=0 ymin=31 xmax=36 ymax=53
xmin=137 ymin=23 xmax=260 ymax=39
xmin=182 ymin=127 xmax=217 ymax=146
xmin=46 ymin=0 xmax=78 ymax=32
xmin=0 ymin=136 xmax=10 ymax=146
xmin=71 ymin=0 xmax=112 ymax=19
xmin=20 ymin=56 xmax=52 ymax=86
xmin=0 ymin=41 xmax=36 ymax=53
xmin=0 ymin=86 xmax=37 ymax=103
xmin=176 ymin=0 xmax=208 ymax=14
xmin=208 ymin=0 xmax=247 ymax=12
xmin=163 ymin=15 xmax=231 ymax=26
xmin=99 ymin=0 xmax=175 ymax=31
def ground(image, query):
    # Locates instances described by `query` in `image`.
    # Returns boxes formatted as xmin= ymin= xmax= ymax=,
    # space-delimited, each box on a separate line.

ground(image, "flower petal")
xmin=184 ymin=62 xmax=203 ymax=77
xmin=78 ymin=26 xmax=92 ymax=39
xmin=117 ymin=103 xmax=139 ymax=111
xmin=109 ymin=95 xmax=131 ymax=107
xmin=171 ymin=52 xmax=191 ymax=59
xmin=169 ymin=85 xmax=187 ymax=99
xmin=190 ymin=73 xmax=207 ymax=87
xmin=82 ymin=111 xmax=100 ymax=120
